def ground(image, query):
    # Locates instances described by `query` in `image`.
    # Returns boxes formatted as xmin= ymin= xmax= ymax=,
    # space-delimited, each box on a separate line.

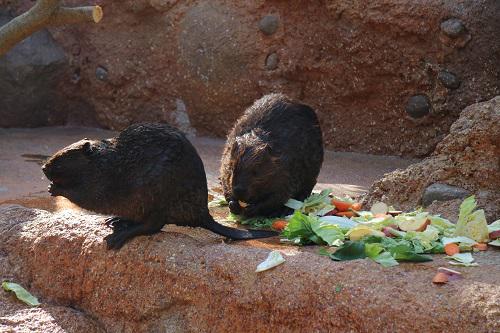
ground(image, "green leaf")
xmin=255 ymin=251 xmax=285 ymax=272
xmin=330 ymin=241 xmax=366 ymax=261
xmin=364 ymin=243 xmax=384 ymax=258
xmin=282 ymin=211 xmax=317 ymax=245
xmin=371 ymin=252 xmax=399 ymax=267
xmin=488 ymin=239 xmax=500 ymax=247
xmin=454 ymin=196 xmax=489 ymax=242
xmin=310 ymin=218 xmax=345 ymax=246
xmin=2 ymin=281 xmax=40 ymax=306
xmin=441 ymin=236 xmax=477 ymax=246
xmin=487 ymin=220 xmax=500 ymax=234
xmin=445 ymin=252 xmax=475 ymax=264
xmin=388 ymin=245 xmax=432 ymax=262
xmin=284 ymin=198 xmax=304 ymax=210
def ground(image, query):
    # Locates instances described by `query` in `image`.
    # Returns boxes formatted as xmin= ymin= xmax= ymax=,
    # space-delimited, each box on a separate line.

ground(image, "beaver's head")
xmin=228 ymin=129 xmax=288 ymax=216
xmin=42 ymin=139 xmax=106 ymax=205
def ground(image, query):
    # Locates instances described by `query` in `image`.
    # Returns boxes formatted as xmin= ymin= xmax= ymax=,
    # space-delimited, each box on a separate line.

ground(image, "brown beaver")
xmin=42 ymin=123 xmax=277 ymax=249
xmin=220 ymin=93 xmax=324 ymax=217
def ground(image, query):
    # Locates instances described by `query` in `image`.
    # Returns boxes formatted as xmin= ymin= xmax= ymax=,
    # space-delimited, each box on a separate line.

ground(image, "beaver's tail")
xmin=202 ymin=215 xmax=278 ymax=239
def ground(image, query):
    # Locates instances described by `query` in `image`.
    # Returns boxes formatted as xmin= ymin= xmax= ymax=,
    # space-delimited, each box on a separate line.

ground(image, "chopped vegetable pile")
xmin=279 ymin=192 xmax=498 ymax=268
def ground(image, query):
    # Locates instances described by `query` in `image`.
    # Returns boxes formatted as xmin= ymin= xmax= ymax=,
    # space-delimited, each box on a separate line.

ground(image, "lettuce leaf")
xmin=2 ymin=281 xmax=40 ymax=306
xmin=330 ymin=241 xmax=366 ymax=261
xmin=282 ymin=211 xmax=345 ymax=246
xmin=441 ymin=236 xmax=477 ymax=246
xmin=487 ymin=220 xmax=500 ymax=234
xmin=454 ymin=196 xmax=489 ymax=242
xmin=255 ymin=251 xmax=285 ymax=272
xmin=371 ymin=252 xmax=399 ymax=267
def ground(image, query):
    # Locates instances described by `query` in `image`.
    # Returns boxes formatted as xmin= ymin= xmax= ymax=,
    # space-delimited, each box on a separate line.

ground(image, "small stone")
xmin=265 ymin=52 xmax=279 ymax=70
xmin=422 ymin=183 xmax=470 ymax=207
xmin=258 ymin=15 xmax=279 ymax=35
xmin=95 ymin=66 xmax=108 ymax=81
xmin=405 ymin=95 xmax=431 ymax=118
xmin=438 ymin=70 xmax=460 ymax=89
xmin=440 ymin=18 xmax=465 ymax=38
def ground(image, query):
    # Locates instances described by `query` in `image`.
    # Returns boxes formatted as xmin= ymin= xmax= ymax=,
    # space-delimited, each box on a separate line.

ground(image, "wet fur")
xmin=43 ymin=123 xmax=276 ymax=249
xmin=220 ymin=93 xmax=324 ymax=217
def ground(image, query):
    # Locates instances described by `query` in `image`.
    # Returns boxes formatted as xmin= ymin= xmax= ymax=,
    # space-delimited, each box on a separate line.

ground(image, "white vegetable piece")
xmin=256 ymin=250 xmax=285 ymax=272
xmin=370 ymin=202 xmax=388 ymax=215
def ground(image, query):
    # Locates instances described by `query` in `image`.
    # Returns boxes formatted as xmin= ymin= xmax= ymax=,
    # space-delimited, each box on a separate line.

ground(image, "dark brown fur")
xmin=220 ymin=93 xmax=324 ymax=217
xmin=42 ymin=123 xmax=276 ymax=249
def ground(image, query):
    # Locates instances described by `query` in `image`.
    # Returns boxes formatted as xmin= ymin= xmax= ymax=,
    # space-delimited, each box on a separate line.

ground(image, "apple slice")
xmin=347 ymin=226 xmax=385 ymax=241
xmin=397 ymin=216 xmax=430 ymax=232
xmin=489 ymin=230 xmax=500 ymax=239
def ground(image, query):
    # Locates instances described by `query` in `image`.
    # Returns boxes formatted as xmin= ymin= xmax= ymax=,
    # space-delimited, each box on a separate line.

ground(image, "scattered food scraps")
xmin=2 ymin=281 xmax=40 ymax=306
xmin=256 ymin=251 xmax=285 ymax=272
xmin=432 ymin=272 xmax=449 ymax=284
xmin=278 ymin=193 xmax=496 ymax=268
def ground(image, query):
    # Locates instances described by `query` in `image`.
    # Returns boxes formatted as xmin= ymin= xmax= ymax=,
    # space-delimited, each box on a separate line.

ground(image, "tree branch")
xmin=0 ymin=0 xmax=103 ymax=57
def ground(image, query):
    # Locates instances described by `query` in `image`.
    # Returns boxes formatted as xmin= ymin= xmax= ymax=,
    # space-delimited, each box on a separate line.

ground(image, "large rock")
xmin=2 ymin=0 xmax=496 ymax=156
xmin=0 ymin=204 xmax=499 ymax=332
xmin=0 ymin=12 xmax=68 ymax=127
xmin=363 ymin=96 xmax=500 ymax=220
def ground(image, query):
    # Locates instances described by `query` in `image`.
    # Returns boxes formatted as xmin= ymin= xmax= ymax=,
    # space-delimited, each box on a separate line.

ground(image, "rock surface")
xmin=0 ymin=12 xmax=68 ymax=127
xmin=421 ymin=183 xmax=470 ymax=207
xmin=364 ymin=96 xmax=500 ymax=220
xmin=0 ymin=204 xmax=499 ymax=332
xmin=2 ymin=0 xmax=499 ymax=156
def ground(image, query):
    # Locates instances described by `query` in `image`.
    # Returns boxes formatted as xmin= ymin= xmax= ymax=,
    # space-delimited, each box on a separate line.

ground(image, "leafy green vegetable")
xmin=2 ymin=281 xmax=40 ymax=306
xmin=404 ymin=225 xmax=440 ymax=251
xmin=454 ymin=196 xmax=489 ymax=242
xmin=488 ymin=239 xmax=500 ymax=247
xmin=371 ymin=252 xmax=399 ymax=267
xmin=388 ymin=244 xmax=432 ymax=262
xmin=446 ymin=252 xmax=475 ymax=264
xmin=364 ymin=243 xmax=384 ymax=258
xmin=441 ymin=236 xmax=477 ymax=246
xmin=281 ymin=211 xmax=316 ymax=245
xmin=255 ymin=251 xmax=285 ymax=272
xmin=227 ymin=213 xmax=275 ymax=229
xmin=330 ymin=241 xmax=366 ymax=261
xmin=310 ymin=220 xmax=345 ymax=246
xmin=487 ymin=220 xmax=500 ymax=234
xmin=284 ymin=189 xmax=334 ymax=216
xmin=282 ymin=211 xmax=345 ymax=246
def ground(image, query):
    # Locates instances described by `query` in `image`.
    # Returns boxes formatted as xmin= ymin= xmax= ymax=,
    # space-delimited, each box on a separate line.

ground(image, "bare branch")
xmin=0 ymin=0 xmax=103 ymax=57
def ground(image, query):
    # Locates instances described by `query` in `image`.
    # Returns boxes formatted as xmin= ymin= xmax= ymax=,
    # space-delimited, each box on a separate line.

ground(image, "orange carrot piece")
xmin=351 ymin=202 xmax=362 ymax=211
xmin=272 ymin=220 xmax=288 ymax=231
xmin=432 ymin=272 xmax=449 ymax=284
xmin=444 ymin=243 xmax=460 ymax=256
xmin=335 ymin=211 xmax=355 ymax=218
xmin=473 ymin=243 xmax=488 ymax=251
xmin=331 ymin=200 xmax=352 ymax=212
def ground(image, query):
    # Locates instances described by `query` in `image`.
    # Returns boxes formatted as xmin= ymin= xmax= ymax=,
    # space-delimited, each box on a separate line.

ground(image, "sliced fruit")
xmin=397 ymin=217 xmax=430 ymax=232
xmin=347 ymin=226 xmax=385 ymax=241
xmin=370 ymin=202 xmax=388 ymax=215
xmin=472 ymin=243 xmax=487 ymax=251
xmin=489 ymin=230 xmax=500 ymax=239
xmin=351 ymin=203 xmax=362 ymax=211
xmin=432 ymin=272 xmax=449 ymax=284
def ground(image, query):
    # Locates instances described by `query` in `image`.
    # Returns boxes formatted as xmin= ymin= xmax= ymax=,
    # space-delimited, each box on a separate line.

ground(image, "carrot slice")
xmin=335 ymin=211 xmax=355 ymax=218
xmin=331 ymin=200 xmax=352 ymax=212
xmin=444 ymin=243 xmax=460 ymax=256
xmin=351 ymin=203 xmax=362 ymax=211
xmin=271 ymin=220 xmax=288 ymax=231
xmin=473 ymin=243 xmax=488 ymax=251
xmin=432 ymin=272 xmax=449 ymax=284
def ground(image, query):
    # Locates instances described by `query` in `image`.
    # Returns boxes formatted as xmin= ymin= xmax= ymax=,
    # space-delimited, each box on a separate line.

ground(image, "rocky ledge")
xmin=1 ymin=205 xmax=499 ymax=332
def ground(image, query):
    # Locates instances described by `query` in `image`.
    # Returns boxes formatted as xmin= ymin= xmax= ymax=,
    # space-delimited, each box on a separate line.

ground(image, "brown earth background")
xmin=1 ymin=0 xmax=499 ymax=157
